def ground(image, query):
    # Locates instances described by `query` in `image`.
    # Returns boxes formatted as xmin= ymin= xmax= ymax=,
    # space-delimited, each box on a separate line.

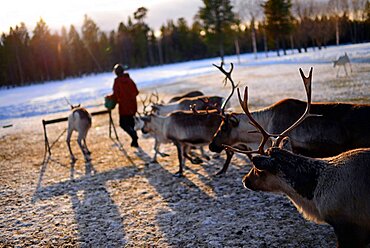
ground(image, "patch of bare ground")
xmin=2 ymin=61 xmax=369 ymax=247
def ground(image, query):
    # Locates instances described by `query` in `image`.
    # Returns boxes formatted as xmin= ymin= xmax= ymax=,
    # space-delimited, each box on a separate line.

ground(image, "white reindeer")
xmin=66 ymin=105 xmax=92 ymax=162
xmin=333 ymin=52 xmax=352 ymax=77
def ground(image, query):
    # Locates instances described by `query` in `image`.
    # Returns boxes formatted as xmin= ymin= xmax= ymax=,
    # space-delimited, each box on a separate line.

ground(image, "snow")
xmin=0 ymin=42 xmax=369 ymax=127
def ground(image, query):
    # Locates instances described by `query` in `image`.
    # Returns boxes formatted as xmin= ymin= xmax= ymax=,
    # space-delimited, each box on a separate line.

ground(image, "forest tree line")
xmin=1 ymin=0 xmax=370 ymax=87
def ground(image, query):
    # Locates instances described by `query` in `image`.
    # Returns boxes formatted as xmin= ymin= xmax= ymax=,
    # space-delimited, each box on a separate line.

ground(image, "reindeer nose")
xmin=242 ymin=175 xmax=253 ymax=190
xmin=209 ymin=142 xmax=223 ymax=153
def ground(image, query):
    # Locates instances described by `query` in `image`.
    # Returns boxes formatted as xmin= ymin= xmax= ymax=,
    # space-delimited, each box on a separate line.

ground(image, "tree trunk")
xmin=234 ymin=38 xmax=240 ymax=64
xmin=335 ymin=17 xmax=340 ymax=45
xmin=290 ymin=35 xmax=294 ymax=54
xmin=251 ymin=18 xmax=258 ymax=59
xmin=275 ymin=37 xmax=280 ymax=57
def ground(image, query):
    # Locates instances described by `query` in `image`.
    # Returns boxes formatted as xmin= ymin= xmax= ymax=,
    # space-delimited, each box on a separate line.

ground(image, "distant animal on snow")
xmin=333 ymin=52 xmax=352 ymax=77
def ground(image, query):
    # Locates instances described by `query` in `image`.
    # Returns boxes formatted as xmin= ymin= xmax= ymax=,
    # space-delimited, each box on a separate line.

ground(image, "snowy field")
xmin=0 ymin=43 xmax=369 ymax=247
xmin=1 ymin=42 xmax=369 ymax=127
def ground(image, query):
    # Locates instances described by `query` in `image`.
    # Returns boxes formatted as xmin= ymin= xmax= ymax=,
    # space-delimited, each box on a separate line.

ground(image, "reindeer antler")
xmin=274 ymin=67 xmax=320 ymax=147
xmin=213 ymin=62 xmax=238 ymax=115
xmin=149 ymin=91 xmax=160 ymax=105
xmin=140 ymin=95 xmax=150 ymax=115
xmin=237 ymin=86 xmax=274 ymax=154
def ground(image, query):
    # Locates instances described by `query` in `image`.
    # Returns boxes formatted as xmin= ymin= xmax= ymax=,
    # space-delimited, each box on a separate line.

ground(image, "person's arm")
xmin=111 ymin=79 xmax=119 ymax=101
xmin=131 ymin=79 xmax=139 ymax=96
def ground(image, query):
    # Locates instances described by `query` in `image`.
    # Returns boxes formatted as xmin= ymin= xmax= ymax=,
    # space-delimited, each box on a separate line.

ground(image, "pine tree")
xmin=198 ymin=0 xmax=238 ymax=62
xmin=262 ymin=0 xmax=294 ymax=56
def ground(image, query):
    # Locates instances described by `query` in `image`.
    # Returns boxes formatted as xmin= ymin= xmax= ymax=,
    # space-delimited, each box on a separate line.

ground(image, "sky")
xmin=1 ymin=0 xmax=202 ymax=34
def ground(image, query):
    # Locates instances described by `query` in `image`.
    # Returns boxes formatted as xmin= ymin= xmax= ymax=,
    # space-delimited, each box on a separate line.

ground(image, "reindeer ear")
xmin=279 ymin=137 xmax=292 ymax=151
xmin=251 ymin=155 xmax=275 ymax=171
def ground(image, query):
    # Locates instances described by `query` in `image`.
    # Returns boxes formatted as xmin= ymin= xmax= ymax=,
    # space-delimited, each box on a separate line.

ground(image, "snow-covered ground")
xmin=0 ymin=42 xmax=369 ymax=127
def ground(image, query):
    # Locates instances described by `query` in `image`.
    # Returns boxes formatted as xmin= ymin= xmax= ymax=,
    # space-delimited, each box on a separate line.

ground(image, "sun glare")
xmin=1 ymin=0 xmax=198 ymax=34
xmin=2 ymin=0 xmax=90 ymax=33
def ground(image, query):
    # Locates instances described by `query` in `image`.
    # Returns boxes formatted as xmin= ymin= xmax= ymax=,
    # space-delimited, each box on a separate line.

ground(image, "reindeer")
xmin=168 ymin=90 xmax=204 ymax=103
xmin=66 ymin=105 xmax=92 ymax=162
xmin=140 ymin=109 xmax=225 ymax=177
xmin=333 ymin=52 xmax=352 ymax=77
xmin=151 ymin=95 xmax=224 ymax=116
xmin=209 ymin=66 xmax=370 ymax=168
xmin=138 ymin=91 xmax=224 ymax=164
xmin=226 ymin=68 xmax=370 ymax=248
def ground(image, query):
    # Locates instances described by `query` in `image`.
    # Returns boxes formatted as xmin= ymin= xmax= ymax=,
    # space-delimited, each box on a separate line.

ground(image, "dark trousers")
xmin=119 ymin=115 xmax=138 ymax=141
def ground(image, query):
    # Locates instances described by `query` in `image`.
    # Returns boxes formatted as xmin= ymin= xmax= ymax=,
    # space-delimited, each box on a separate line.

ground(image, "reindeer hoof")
xmin=173 ymin=172 xmax=183 ymax=178
xmin=191 ymin=157 xmax=203 ymax=164
xmin=212 ymin=154 xmax=221 ymax=159
xmin=214 ymin=169 xmax=226 ymax=176
xmin=203 ymin=155 xmax=211 ymax=161
xmin=150 ymin=159 xmax=158 ymax=164
xmin=70 ymin=156 xmax=77 ymax=163
xmin=159 ymin=153 xmax=170 ymax=157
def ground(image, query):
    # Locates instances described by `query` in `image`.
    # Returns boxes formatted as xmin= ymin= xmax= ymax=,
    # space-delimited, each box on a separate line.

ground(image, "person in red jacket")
xmin=110 ymin=64 xmax=139 ymax=147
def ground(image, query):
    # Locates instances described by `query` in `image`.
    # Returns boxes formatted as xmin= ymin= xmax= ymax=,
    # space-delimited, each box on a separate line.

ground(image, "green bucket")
xmin=104 ymin=97 xmax=117 ymax=110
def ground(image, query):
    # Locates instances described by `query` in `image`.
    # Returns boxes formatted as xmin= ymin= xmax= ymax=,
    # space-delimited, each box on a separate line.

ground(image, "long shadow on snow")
xmin=33 ymin=150 xmax=139 ymax=246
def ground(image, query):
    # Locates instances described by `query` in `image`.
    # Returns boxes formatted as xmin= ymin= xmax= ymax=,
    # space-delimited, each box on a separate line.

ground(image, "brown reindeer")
xmin=151 ymin=95 xmax=224 ymax=116
xmin=226 ymin=68 xmax=370 ymax=248
xmin=66 ymin=105 xmax=92 ymax=162
xmin=140 ymin=110 xmax=224 ymax=177
xmin=168 ymin=90 xmax=204 ymax=103
xmin=209 ymin=67 xmax=370 ymax=166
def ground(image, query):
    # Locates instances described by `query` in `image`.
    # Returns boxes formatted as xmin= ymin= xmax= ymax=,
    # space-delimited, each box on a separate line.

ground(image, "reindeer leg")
xmin=151 ymin=138 xmax=160 ymax=163
xmin=184 ymin=146 xmax=203 ymax=164
xmin=174 ymin=142 xmax=184 ymax=177
xmin=215 ymin=150 xmax=233 ymax=176
xmin=82 ymin=138 xmax=91 ymax=162
xmin=83 ymin=138 xmax=91 ymax=155
xmin=344 ymin=64 xmax=348 ymax=76
xmin=200 ymin=147 xmax=210 ymax=160
xmin=77 ymin=134 xmax=89 ymax=161
xmin=66 ymin=129 xmax=76 ymax=162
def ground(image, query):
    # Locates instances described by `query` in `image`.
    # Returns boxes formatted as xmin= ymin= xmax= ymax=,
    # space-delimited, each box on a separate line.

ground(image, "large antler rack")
xmin=213 ymin=62 xmax=238 ymax=115
xmin=224 ymin=67 xmax=319 ymax=156
xmin=237 ymin=86 xmax=275 ymax=154
xmin=274 ymin=67 xmax=320 ymax=147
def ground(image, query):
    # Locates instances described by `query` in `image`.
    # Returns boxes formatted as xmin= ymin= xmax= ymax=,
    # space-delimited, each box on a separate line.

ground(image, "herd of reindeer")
xmin=65 ymin=63 xmax=369 ymax=248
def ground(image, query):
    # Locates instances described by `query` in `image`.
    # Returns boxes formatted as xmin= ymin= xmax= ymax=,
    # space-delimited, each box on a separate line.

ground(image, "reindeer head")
xmin=244 ymin=147 xmax=321 ymax=200
xmin=140 ymin=115 xmax=152 ymax=134
xmin=209 ymin=113 xmax=240 ymax=153
xmin=225 ymin=67 xmax=318 ymax=194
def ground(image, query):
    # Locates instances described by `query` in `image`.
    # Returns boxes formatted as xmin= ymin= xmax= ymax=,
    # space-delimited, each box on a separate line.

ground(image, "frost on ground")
xmin=0 ymin=47 xmax=369 ymax=247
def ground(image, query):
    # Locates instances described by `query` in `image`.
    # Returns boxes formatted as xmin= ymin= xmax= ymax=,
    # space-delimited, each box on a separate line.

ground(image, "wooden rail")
xmin=42 ymin=109 xmax=119 ymax=160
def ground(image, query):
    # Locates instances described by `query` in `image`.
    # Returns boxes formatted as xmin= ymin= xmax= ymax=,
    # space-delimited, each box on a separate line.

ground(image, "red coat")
xmin=112 ymin=73 xmax=139 ymax=116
